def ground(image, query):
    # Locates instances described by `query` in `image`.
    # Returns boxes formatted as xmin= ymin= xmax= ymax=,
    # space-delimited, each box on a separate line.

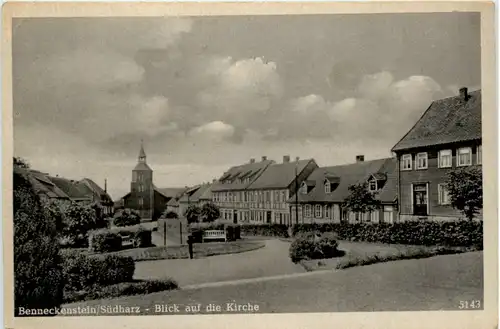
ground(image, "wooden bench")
xmin=202 ymin=230 xmax=226 ymax=242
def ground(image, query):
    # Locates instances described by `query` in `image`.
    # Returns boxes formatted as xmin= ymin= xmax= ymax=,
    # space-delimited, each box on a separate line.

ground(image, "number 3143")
xmin=459 ymin=300 xmax=481 ymax=309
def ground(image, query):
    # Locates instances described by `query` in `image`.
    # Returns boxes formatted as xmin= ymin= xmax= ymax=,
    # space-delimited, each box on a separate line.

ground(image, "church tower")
xmin=130 ymin=141 xmax=154 ymax=218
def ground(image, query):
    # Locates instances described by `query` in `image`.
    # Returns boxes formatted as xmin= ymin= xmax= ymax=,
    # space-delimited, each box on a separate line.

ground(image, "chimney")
xmin=356 ymin=155 xmax=365 ymax=162
xmin=261 ymin=156 xmax=267 ymax=161
xmin=283 ymin=155 xmax=290 ymax=163
xmin=295 ymin=156 xmax=300 ymax=162
xmin=104 ymin=179 xmax=107 ymax=193
xmin=459 ymin=87 xmax=469 ymax=101
xmin=250 ymin=158 xmax=255 ymax=164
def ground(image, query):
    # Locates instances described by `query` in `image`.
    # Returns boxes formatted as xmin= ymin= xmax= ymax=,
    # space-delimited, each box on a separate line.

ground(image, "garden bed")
xmin=298 ymin=240 xmax=476 ymax=272
xmin=61 ymin=239 xmax=265 ymax=261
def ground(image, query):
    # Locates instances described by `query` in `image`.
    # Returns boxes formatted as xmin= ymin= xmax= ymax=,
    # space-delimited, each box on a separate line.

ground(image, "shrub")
xmin=184 ymin=204 xmax=202 ymax=224
xmin=14 ymin=167 xmax=64 ymax=315
xmin=89 ymin=230 xmax=122 ymax=253
xmin=64 ymin=279 xmax=178 ymax=303
xmin=289 ymin=232 xmax=340 ymax=263
xmin=113 ymin=209 xmax=141 ymax=227
xmin=62 ymin=254 xmax=135 ymax=291
xmin=200 ymin=202 xmax=221 ymax=222
xmin=291 ymin=221 xmax=483 ymax=248
xmin=62 ymin=202 xmax=100 ymax=247
xmin=240 ymin=224 xmax=289 ymax=238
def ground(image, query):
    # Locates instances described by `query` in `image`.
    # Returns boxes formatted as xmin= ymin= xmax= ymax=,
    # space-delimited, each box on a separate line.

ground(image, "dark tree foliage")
xmin=14 ymin=169 xmax=63 ymax=315
xmin=446 ymin=167 xmax=483 ymax=220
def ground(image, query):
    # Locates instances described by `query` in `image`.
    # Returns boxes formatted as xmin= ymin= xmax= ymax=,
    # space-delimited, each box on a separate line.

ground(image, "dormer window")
xmin=300 ymin=182 xmax=308 ymax=194
xmin=369 ymin=180 xmax=378 ymax=192
xmin=325 ymin=182 xmax=331 ymax=194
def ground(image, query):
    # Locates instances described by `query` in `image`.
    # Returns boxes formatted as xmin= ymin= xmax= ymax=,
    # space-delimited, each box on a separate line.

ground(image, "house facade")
xmin=119 ymin=143 xmax=186 ymax=220
xmin=244 ymin=156 xmax=318 ymax=225
xmin=391 ymin=87 xmax=482 ymax=221
xmin=211 ymin=156 xmax=274 ymax=224
xmin=288 ymin=156 xmax=398 ymax=224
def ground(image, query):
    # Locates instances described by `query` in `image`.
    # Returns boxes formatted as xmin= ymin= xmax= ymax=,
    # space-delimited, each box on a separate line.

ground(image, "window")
xmin=301 ymin=182 xmax=308 ymax=194
xmin=457 ymin=147 xmax=472 ymax=166
xmin=438 ymin=184 xmax=451 ymax=205
xmin=315 ymin=205 xmax=322 ymax=218
xmin=324 ymin=205 xmax=330 ymax=219
xmin=368 ymin=180 xmax=378 ymax=192
xmin=137 ymin=185 xmax=142 ymax=192
xmin=325 ymin=182 xmax=331 ymax=194
xmin=138 ymin=198 xmax=143 ymax=206
xmin=416 ymin=152 xmax=428 ymax=169
xmin=401 ymin=154 xmax=412 ymax=170
xmin=477 ymin=145 xmax=482 ymax=165
xmin=305 ymin=205 xmax=312 ymax=217
xmin=438 ymin=149 xmax=452 ymax=168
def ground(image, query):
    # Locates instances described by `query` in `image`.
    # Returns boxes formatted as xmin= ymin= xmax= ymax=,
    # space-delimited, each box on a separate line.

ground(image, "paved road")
xmin=134 ymin=239 xmax=305 ymax=286
xmin=66 ymin=252 xmax=483 ymax=313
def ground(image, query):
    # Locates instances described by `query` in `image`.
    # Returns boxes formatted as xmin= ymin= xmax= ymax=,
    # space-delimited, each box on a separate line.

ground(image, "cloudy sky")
xmin=13 ymin=13 xmax=481 ymax=199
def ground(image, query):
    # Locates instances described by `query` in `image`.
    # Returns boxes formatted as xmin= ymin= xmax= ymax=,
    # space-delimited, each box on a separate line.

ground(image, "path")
xmin=66 ymin=252 xmax=483 ymax=313
xmin=133 ymin=239 xmax=305 ymax=286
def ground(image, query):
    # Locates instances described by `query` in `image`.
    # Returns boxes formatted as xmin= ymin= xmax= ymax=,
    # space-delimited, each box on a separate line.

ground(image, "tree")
xmin=445 ymin=167 xmax=483 ymax=220
xmin=113 ymin=208 xmax=141 ymax=227
xmin=184 ymin=204 xmax=201 ymax=224
xmin=342 ymin=182 xmax=381 ymax=220
xmin=161 ymin=210 xmax=179 ymax=219
xmin=200 ymin=202 xmax=220 ymax=223
xmin=13 ymin=157 xmax=30 ymax=169
xmin=14 ymin=167 xmax=63 ymax=315
xmin=62 ymin=202 xmax=99 ymax=246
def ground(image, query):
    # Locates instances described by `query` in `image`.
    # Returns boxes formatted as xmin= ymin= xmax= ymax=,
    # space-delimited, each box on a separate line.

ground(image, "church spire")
xmin=138 ymin=139 xmax=146 ymax=163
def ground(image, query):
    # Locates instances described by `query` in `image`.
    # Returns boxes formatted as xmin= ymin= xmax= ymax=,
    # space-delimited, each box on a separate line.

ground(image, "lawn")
xmin=298 ymin=240 xmax=471 ymax=272
xmin=60 ymin=239 xmax=265 ymax=262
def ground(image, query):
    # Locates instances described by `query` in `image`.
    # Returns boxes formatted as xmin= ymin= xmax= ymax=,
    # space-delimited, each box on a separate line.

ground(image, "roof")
xmin=392 ymin=89 xmax=481 ymax=152
xmin=211 ymin=159 xmax=275 ymax=192
xmin=166 ymin=198 xmax=179 ymax=207
xmin=139 ymin=143 xmax=146 ymax=159
xmin=155 ymin=187 xmax=188 ymax=199
xmin=179 ymin=183 xmax=213 ymax=203
xmin=199 ymin=184 xmax=214 ymax=200
xmin=247 ymin=159 xmax=316 ymax=190
xmin=22 ymin=169 xmax=69 ymax=199
xmin=133 ymin=162 xmax=153 ymax=171
xmin=81 ymin=178 xmax=113 ymax=203
xmin=49 ymin=176 xmax=94 ymax=200
xmin=288 ymin=158 xmax=397 ymax=204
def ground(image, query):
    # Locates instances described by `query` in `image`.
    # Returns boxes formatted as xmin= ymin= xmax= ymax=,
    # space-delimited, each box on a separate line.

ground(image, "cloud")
xmin=357 ymin=71 xmax=394 ymax=100
xmin=188 ymin=121 xmax=235 ymax=143
xmin=197 ymin=57 xmax=283 ymax=124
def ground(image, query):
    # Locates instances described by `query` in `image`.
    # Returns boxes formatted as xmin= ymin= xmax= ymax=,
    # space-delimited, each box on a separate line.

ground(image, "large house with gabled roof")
xmin=211 ymin=156 xmax=275 ymax=223
xmin=391 ymin=87 xmax=482 ymax=221
xmin=288 ymin=156 xmax=398 ymax=224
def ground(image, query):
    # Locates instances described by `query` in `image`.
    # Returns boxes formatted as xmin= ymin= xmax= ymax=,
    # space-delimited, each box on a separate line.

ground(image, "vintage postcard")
xmin=2 ymin=2 xmax=497 ymax=329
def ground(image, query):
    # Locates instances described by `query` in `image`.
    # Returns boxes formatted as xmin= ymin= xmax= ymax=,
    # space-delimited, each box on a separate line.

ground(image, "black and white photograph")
xmin=3 ymin=2 xmax=497 ymax=328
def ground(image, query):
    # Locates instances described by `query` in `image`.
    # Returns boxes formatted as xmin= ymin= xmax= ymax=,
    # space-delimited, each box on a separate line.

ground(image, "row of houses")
xmin=118 ymin=86 xmax=481 ymax=225
xmin=15 ymin=167 xmax=114 ymax=215
xmin=188 ymin=87 xmax=481 ymax=225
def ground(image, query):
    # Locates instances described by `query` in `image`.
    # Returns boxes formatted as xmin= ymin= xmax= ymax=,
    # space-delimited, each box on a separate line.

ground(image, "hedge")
xmin=291 ymin=221 xmax=483 ymax=248
xmin=240 ymin=224 xmax=290 ymax=238
xmin=62 ymin=254 xmax=135 ymax=292
xmin=14 ymin=168 xmax=64 ymax=315
xmin=64 ymin=279 xmax=178 ymax=303
xmin=289 ymin=232 xmax=341 ymax=263
xmin=89 ymin=231 xmax=122 ymax=253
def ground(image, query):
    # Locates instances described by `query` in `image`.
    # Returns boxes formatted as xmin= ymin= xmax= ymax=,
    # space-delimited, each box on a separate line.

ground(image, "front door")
xmin=413 ymin=184 xmax=428 ymax=216
xmin=266 ymin=211 xmax=272 ymax=224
